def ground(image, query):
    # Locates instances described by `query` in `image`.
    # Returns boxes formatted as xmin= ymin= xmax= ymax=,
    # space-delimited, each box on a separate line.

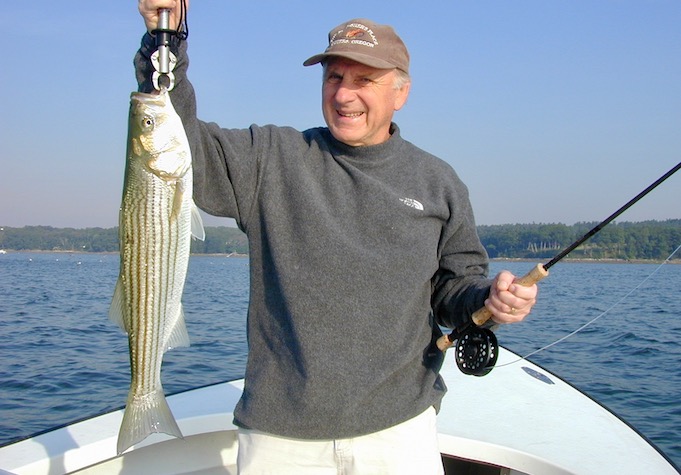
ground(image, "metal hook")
xmin=151 ymin=50 xmax=177 ymax=91
xmin=152 ymin=9 xmax=176 ymax=91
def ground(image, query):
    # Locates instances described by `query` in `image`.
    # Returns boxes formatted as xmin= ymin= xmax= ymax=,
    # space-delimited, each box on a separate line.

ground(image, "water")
xmin=0 ymin=253 xmax=249 ymax=443
xmin=0 ymin=253 xmax=679 ymax=468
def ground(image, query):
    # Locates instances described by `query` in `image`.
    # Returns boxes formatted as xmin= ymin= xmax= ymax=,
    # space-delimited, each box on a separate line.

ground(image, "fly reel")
xmin=454 ymin=326 xmax=499 ymax=376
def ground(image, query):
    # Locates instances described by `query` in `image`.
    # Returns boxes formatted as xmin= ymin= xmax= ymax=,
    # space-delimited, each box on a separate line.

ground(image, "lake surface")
xmin=0 ymin=252 xmax=679 ymax=468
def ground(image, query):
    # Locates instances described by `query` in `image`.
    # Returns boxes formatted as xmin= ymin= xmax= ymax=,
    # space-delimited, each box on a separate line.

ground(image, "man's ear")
xmin=394 ymin=82 xmax=411 ymax=111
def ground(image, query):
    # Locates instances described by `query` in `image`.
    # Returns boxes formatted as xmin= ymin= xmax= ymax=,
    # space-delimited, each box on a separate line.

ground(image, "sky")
xmin=2 ymin=1 xmax=680 ymax=228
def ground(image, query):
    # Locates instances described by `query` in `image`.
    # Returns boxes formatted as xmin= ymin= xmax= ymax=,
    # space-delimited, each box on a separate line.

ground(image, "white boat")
xmin=0 ymin=347 xmax=677 ymax=475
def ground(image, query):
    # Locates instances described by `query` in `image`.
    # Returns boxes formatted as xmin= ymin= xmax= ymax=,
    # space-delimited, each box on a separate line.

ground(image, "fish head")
xmin=128 ymin=89 xmax=191 ymax=181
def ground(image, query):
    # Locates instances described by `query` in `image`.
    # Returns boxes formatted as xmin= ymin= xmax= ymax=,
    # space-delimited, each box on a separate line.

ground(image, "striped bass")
xmin=109 ymin=87 xmax=204 ymax=455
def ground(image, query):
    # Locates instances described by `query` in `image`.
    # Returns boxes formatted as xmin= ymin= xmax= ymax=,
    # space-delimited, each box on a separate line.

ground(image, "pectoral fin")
xmin=170 ymin=186 xmax=184 ymax=224
xmin=191 ymin=203 xmax=205 ymax=241
xmin=164 ymin=304 xmax=191 ymax=351
xmin=109 ymin=278 xmax=127 ymax=333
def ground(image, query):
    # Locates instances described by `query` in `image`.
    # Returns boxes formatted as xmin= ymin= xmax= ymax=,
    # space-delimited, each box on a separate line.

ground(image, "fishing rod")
xmin=440 ymin=160 xmax=681 ymax=376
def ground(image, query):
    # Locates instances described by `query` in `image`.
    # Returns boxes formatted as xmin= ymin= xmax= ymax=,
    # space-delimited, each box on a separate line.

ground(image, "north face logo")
xmin=399 ymin=197 xmax=424 ymax=211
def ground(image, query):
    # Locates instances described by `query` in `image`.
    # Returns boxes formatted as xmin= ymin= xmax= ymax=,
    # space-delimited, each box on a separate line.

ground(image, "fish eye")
xmin=141 ymin=115 xmax=154 ymax=129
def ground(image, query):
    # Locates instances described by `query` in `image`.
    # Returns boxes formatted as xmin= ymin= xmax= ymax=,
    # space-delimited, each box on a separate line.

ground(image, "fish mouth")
xmin=130 ymin=89 xmax=168 ymax=106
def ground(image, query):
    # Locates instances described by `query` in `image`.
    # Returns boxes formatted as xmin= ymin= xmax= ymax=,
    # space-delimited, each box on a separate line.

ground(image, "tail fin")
xmin=116 ymin=387 xmax=183 ymax=455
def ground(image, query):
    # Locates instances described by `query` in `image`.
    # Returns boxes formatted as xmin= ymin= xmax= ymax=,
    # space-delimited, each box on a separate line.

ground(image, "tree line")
xmin=478 ymin=219 xmax=681 ymax=260
xmin=0 ymin=226 xmax=248 ymax=255
xmin=1 ymin=220 xmax=680 ymax=260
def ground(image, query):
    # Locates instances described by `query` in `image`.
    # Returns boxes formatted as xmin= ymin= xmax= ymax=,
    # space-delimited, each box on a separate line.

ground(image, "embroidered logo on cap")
xmin=330 ymin=22 xmax=379 ymax=49
xmin=345 ymin=29 xmax=365 ymax=39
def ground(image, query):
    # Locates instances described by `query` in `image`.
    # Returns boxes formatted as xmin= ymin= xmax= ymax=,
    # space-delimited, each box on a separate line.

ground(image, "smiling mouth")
xmin=337 ymin=111 xmax=364 ymax=118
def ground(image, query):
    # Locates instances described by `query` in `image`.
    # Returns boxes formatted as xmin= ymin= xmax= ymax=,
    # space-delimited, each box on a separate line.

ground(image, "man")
xmin=137 ymin=3 xmax=537 ymax=473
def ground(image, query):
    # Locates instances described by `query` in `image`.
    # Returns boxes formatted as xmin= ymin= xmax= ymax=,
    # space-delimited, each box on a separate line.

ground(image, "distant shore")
xmin=0 ymin=249 xmax=248 ymax=258
xmin=490 ymin=257 xmax=680 ymax=265
xmin=1 ymin=250 xmax=677 ymax=264
xmin=3 ymin=220 xmax=678 ymax=260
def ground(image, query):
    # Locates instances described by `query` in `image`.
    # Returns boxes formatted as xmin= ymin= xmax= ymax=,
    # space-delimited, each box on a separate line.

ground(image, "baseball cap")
xmin=303 ymin=19 xmax=410 ymax=74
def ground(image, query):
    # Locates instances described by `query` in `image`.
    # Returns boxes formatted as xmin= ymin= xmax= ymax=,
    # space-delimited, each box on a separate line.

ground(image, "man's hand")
xmin=486 ymin=270 xmax=538 ymax=324
xmin=138 ymin=0 xmax=188 ymax=33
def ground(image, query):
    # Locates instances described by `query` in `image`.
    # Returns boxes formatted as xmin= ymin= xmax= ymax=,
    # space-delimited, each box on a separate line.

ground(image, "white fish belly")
xmin=121 ymin=161 xmax=192 ymax=383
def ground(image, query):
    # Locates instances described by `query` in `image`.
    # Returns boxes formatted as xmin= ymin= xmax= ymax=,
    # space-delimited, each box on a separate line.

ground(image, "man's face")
xmin=322 ymin=58 xmax=410 ymax=147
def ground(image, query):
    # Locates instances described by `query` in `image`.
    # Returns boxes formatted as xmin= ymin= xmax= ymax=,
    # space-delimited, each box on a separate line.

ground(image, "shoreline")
xmin=0 ymin=249 xmax=248 ymax=258
xmin=490 ymin=257 xmax=680 ymax=265
xmin=0 ymin=250 xmax=677 ymax=264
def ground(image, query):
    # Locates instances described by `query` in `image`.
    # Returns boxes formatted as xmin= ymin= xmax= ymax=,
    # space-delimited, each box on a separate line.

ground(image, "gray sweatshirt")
xmin=135 ymin=34 xmax=492 ymax=439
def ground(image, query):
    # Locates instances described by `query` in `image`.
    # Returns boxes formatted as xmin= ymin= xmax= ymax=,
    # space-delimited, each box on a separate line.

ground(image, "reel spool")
xmin=454 ymin=327 xmax=499 ymax=376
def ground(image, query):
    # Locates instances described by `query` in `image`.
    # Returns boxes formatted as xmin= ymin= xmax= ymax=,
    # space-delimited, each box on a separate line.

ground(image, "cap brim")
xmin=303 ymin=52 xmax=397 ymax=70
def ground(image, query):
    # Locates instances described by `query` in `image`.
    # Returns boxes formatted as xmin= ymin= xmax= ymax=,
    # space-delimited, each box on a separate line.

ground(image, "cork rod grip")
xmin=436 ymin=263 xmax=549 ymax=352
xmin=472 ymin=263 xmax=548 ymax=326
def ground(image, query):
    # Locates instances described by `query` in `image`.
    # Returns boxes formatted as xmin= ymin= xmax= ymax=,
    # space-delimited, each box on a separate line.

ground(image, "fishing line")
xmin=496 ymin=242 xmax=681 ymax=368
xmin=439 ymin=160 xmax=681 ymax=376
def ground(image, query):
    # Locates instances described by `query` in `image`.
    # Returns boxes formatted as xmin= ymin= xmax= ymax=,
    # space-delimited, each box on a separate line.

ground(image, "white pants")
xmin=237 ymin=407 xmax=444 ymax=475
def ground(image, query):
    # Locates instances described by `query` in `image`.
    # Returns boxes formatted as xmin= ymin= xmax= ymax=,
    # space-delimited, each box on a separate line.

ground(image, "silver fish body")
xmin=110 ymin=88 xmax=204 ymax=455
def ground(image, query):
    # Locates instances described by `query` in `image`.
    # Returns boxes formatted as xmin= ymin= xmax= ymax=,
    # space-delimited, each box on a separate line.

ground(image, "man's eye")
xmin=326 ymin=74 xmax=342 ymax=84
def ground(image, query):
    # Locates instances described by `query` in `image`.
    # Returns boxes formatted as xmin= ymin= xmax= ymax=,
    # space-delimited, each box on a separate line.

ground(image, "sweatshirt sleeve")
xmin=133 ymin=33 xmax=259 ymax=231
xmin=431 ymin=179 xmax=493 ymax=331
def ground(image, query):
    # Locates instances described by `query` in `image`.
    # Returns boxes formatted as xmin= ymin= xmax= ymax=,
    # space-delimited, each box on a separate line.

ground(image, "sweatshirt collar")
xmin=326 ymin=123 xmax=403 ymax=164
